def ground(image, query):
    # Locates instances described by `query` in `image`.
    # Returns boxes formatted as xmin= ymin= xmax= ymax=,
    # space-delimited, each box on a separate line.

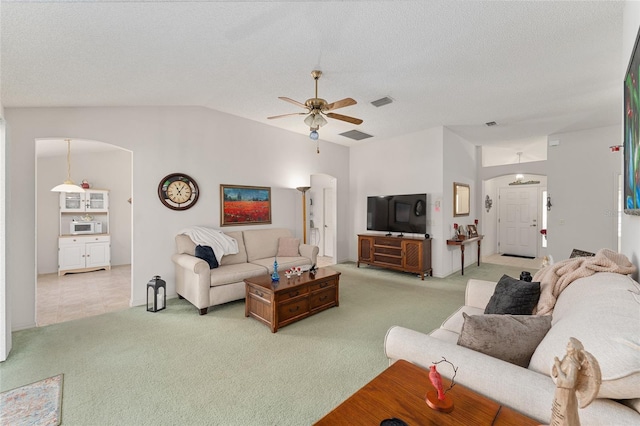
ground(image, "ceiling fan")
xmin=268 ymin=70 xmax=363 ymax=141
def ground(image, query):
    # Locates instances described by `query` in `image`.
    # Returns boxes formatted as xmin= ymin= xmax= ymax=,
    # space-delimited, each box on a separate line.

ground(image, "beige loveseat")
xmin=384 ymin=272 xmax=640 ymax=424
xmin=172 ymin=228 xmax=318 ymax=315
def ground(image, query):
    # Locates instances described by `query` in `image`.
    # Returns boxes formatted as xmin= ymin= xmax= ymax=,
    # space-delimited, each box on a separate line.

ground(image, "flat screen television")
xmin=367 ymin=193 xmax=427 ymax=235
xmin=624 ymin=24 xmax=640 ymax=215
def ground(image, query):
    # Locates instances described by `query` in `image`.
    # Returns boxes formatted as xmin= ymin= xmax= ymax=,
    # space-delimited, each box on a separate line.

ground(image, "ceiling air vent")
xmin=485 ymin=121 xmax=498 ymax=127
xmin=371 ymin=96 xmax=393 ymax=107
xmin=339 ymin=130 xmax=373 ymax=141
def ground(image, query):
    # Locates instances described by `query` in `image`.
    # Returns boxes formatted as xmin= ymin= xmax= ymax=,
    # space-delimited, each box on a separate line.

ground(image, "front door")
xmin=498 ymin=186 xmax=539 ymax=257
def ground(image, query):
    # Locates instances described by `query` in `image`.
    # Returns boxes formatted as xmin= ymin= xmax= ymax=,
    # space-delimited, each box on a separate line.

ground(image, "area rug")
xmin=0 ymin=374 xmax=63 ymax=426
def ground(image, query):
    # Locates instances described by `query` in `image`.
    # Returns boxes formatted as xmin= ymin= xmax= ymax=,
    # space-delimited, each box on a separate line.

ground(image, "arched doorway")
xmin=35 ymin=138 xmax=133 ymax=326
xmin=482 ymin=173 xmax=547 ymax=265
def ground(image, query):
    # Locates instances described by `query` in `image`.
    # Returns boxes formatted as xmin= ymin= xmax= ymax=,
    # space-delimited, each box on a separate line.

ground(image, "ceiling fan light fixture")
xmin=309 ymin=129 xmax=319 ymax=140
xmin=304 ymin=113 xmax=327 ymax=128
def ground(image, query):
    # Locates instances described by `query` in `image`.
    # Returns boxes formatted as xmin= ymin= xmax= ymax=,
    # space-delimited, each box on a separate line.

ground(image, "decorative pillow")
xmin=277 ymin=237 xmax=300 ymax=257
xmin=484 ymin=275 xmax=541 ymax=315
xmin=195 ymin=245 xmax=218 ymax=269
xmin=457 ymin=313 xmax=552 ymax=367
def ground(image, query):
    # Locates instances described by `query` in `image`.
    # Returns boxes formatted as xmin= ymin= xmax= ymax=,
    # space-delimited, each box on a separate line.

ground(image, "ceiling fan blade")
xmin=267 ymin=112 xmax=306 ymax=119
xmin=326 ymin=112 xmax=363 ymax=125
xmin=324 ymin=97 xmax=357 ymax=111
xmin=278 ymin=97 xmax=308 ymax=109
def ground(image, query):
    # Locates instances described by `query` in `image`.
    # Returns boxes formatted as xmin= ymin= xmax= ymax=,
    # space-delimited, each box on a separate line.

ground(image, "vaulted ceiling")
xmin=1 ymin=0 xmax=625 ymax=159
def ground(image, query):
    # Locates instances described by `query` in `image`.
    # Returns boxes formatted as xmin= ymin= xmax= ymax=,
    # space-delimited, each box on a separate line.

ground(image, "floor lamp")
xmin=296 ymin=186 xmax=311 ymax=244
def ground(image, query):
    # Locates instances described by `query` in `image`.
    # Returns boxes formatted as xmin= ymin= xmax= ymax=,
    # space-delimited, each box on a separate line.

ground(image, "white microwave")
xmin=70 ymin=221 xmax=102 ymax=235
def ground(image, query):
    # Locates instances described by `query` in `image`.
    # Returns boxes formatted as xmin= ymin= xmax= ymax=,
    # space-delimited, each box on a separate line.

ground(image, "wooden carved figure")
xmin=550 ymin=338 xmax=601 ymax=426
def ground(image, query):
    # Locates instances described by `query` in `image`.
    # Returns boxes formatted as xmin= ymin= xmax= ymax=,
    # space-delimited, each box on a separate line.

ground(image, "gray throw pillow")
xmin=484 ymin=274 xmax=540 ymax=315
xmin=457 ymin=313 xmax=552 ymax=367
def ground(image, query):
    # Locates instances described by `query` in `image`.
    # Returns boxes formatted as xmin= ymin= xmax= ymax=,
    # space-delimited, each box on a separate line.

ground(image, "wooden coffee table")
xmin=245 ymin=268 xmax=340 ymax=333
xmin=314 ymin=359 xmax=539 ymax=425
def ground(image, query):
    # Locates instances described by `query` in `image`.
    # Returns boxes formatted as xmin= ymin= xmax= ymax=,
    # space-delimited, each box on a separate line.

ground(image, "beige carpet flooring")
xmin=5 ymin=261 xmax=532 ymax=425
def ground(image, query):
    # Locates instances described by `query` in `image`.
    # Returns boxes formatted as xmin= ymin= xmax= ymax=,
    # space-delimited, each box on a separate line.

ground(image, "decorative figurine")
xmin=271 ymin=258 xmax=279 ymax=282
xmin=429 ymin=366 xmax=445 ymax=400
xmin=550 ymin=338 xmax=601 ymax=426
xmin=425 ymin=358 xmax=457 ymax=413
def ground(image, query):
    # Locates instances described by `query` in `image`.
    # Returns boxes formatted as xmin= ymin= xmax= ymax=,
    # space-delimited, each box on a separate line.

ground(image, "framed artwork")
xmin=467 ymin=224 xmax=478 ymax=237
xmin=624 ymin=25 xmax=640 ymax=215
xmin=220 ymin=184 xmax=271 ymax=226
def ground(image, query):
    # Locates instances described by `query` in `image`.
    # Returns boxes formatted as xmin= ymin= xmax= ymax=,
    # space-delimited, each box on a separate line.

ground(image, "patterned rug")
xmin=0 ymin=374 xmax=63 ymax=426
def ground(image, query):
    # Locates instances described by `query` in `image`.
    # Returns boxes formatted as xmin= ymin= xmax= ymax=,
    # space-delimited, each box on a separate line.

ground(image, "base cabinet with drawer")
xmin=58 ymin=235 xmax=111 ymax=276
xmin=357 ymin=234 xmax=432 ymax=279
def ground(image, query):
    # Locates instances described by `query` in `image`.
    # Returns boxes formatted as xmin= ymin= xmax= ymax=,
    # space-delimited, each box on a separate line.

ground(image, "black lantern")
xmin=147 ymin=275 xmax=166 ymax=312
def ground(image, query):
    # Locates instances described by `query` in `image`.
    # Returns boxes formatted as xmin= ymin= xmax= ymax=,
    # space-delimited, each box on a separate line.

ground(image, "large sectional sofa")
xmin=172 ymin=228 xmax=318 ymax=314
xmin=384 ymin=272 xmax=640 ymax=424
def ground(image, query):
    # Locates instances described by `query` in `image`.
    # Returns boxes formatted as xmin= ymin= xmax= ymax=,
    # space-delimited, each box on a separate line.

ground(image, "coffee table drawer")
xmin=310 ymin=287 xmax=336 ymax=310
xmin=247 ymin=285 xmax=271 ymax=301
xmin=278 ymin=286 xmax=309 ymax=302
xmin=309 ymin=278 xmax=336 ymax=292
xmin=278 ymin=298 xmax=310 ymax=322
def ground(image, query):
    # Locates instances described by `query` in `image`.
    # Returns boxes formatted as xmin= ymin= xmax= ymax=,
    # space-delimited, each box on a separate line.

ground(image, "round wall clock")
xmin=158 ymin=173 xmax=199 ymax=210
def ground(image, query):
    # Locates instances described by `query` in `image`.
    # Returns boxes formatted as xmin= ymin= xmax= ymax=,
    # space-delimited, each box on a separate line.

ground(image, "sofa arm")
xmin=299 ymin=244 xmax=319 ymax=266
xmin=171 ymin=253 xmax=211 ymax=310
xmin=464 ymin=279 xmax=497 ymax=310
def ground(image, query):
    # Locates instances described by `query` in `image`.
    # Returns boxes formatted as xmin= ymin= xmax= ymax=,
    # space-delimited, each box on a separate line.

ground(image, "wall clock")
xmin=157 ymin=173 xmax=199 ymax=210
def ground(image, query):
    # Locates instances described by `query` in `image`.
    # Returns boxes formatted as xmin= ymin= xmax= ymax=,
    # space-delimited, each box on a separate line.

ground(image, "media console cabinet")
xmin=357 ymin=234 xmax=432 ymax=279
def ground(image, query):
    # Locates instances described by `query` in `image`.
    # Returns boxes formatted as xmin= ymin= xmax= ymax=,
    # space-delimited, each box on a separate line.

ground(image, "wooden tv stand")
xmin=357 ymin=234 xmax=432 ymax=279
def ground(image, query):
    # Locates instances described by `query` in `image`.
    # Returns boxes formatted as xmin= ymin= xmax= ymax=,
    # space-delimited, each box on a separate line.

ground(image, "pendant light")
xmin=51 ymin=139 xmax=85 ymax=193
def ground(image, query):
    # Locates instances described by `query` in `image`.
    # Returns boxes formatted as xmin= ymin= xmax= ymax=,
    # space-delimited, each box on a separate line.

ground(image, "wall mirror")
xmin=453 ymin=182 xmax=470 ymax=217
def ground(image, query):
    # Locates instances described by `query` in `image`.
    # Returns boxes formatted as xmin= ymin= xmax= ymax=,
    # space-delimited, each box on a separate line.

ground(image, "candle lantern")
xmin=147 ymin=275 xmax=166 ymax=312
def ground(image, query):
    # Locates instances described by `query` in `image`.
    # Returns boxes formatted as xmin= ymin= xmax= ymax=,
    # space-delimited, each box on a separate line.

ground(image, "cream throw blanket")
xmin=179 ymin=226 xmax=239 ymax=262
xmin=533 ymin=249 xmax=637 ymax=315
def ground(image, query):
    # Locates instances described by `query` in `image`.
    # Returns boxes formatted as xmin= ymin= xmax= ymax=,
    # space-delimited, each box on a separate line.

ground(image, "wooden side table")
xmin=314 ymin=359 xmax=538 ymax=425
xmin=447 ymin=235 xmax=483 ymax=275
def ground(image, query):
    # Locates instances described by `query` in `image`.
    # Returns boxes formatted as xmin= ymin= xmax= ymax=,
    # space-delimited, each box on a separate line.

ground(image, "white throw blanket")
xmin=179 ymin=226 xmax=239 ymax=262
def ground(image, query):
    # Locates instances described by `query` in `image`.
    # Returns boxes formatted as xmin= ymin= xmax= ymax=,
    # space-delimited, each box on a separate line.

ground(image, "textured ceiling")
xmin=1 ymin=0 xmax=625 ymax=159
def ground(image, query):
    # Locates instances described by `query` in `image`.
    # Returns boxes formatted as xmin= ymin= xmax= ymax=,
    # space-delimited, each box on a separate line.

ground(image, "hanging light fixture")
xmin=51 ymin=139 xmax=86 ymax=193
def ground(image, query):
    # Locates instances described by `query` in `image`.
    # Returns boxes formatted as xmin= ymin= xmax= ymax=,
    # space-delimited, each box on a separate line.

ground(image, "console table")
xmin=447 ymin=235 xmax=483 ymax=275
xmin=314 ymin=359 xmax=537 ymax=425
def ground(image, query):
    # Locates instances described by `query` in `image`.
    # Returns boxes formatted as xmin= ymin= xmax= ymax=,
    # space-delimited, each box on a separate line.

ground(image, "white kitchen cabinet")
xmin=60 ymin=189 xmax=109 ymax=212
xmin=58 ymin=235 xmax=111 ymax=276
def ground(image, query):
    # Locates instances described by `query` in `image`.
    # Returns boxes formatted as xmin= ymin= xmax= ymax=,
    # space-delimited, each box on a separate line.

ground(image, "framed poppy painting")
xmin=220 ymin=185 xmax=272 ymax=226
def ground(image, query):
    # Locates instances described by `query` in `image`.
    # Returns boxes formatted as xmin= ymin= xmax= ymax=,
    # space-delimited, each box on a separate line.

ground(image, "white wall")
xmin=442 ymin=128 xmax=478 ymax=274
xmin=349 ymin=127 xmax=444 ymax=273
xmin=5 ymin=106 xmax=350 ymax=330
xmin=37 ymin=148 xmax=133 ymax=274
xmin=546 ymin=126 xmax=620 ymax=261
xmin=622 ymin=1 xmax=640 ymax=281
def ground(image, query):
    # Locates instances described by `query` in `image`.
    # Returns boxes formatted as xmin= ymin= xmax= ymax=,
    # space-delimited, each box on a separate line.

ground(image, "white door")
xmin=498 ymin=186 xmax=539 ymax=257
xmin=323 ymin=188 xmax=335 ymax=257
